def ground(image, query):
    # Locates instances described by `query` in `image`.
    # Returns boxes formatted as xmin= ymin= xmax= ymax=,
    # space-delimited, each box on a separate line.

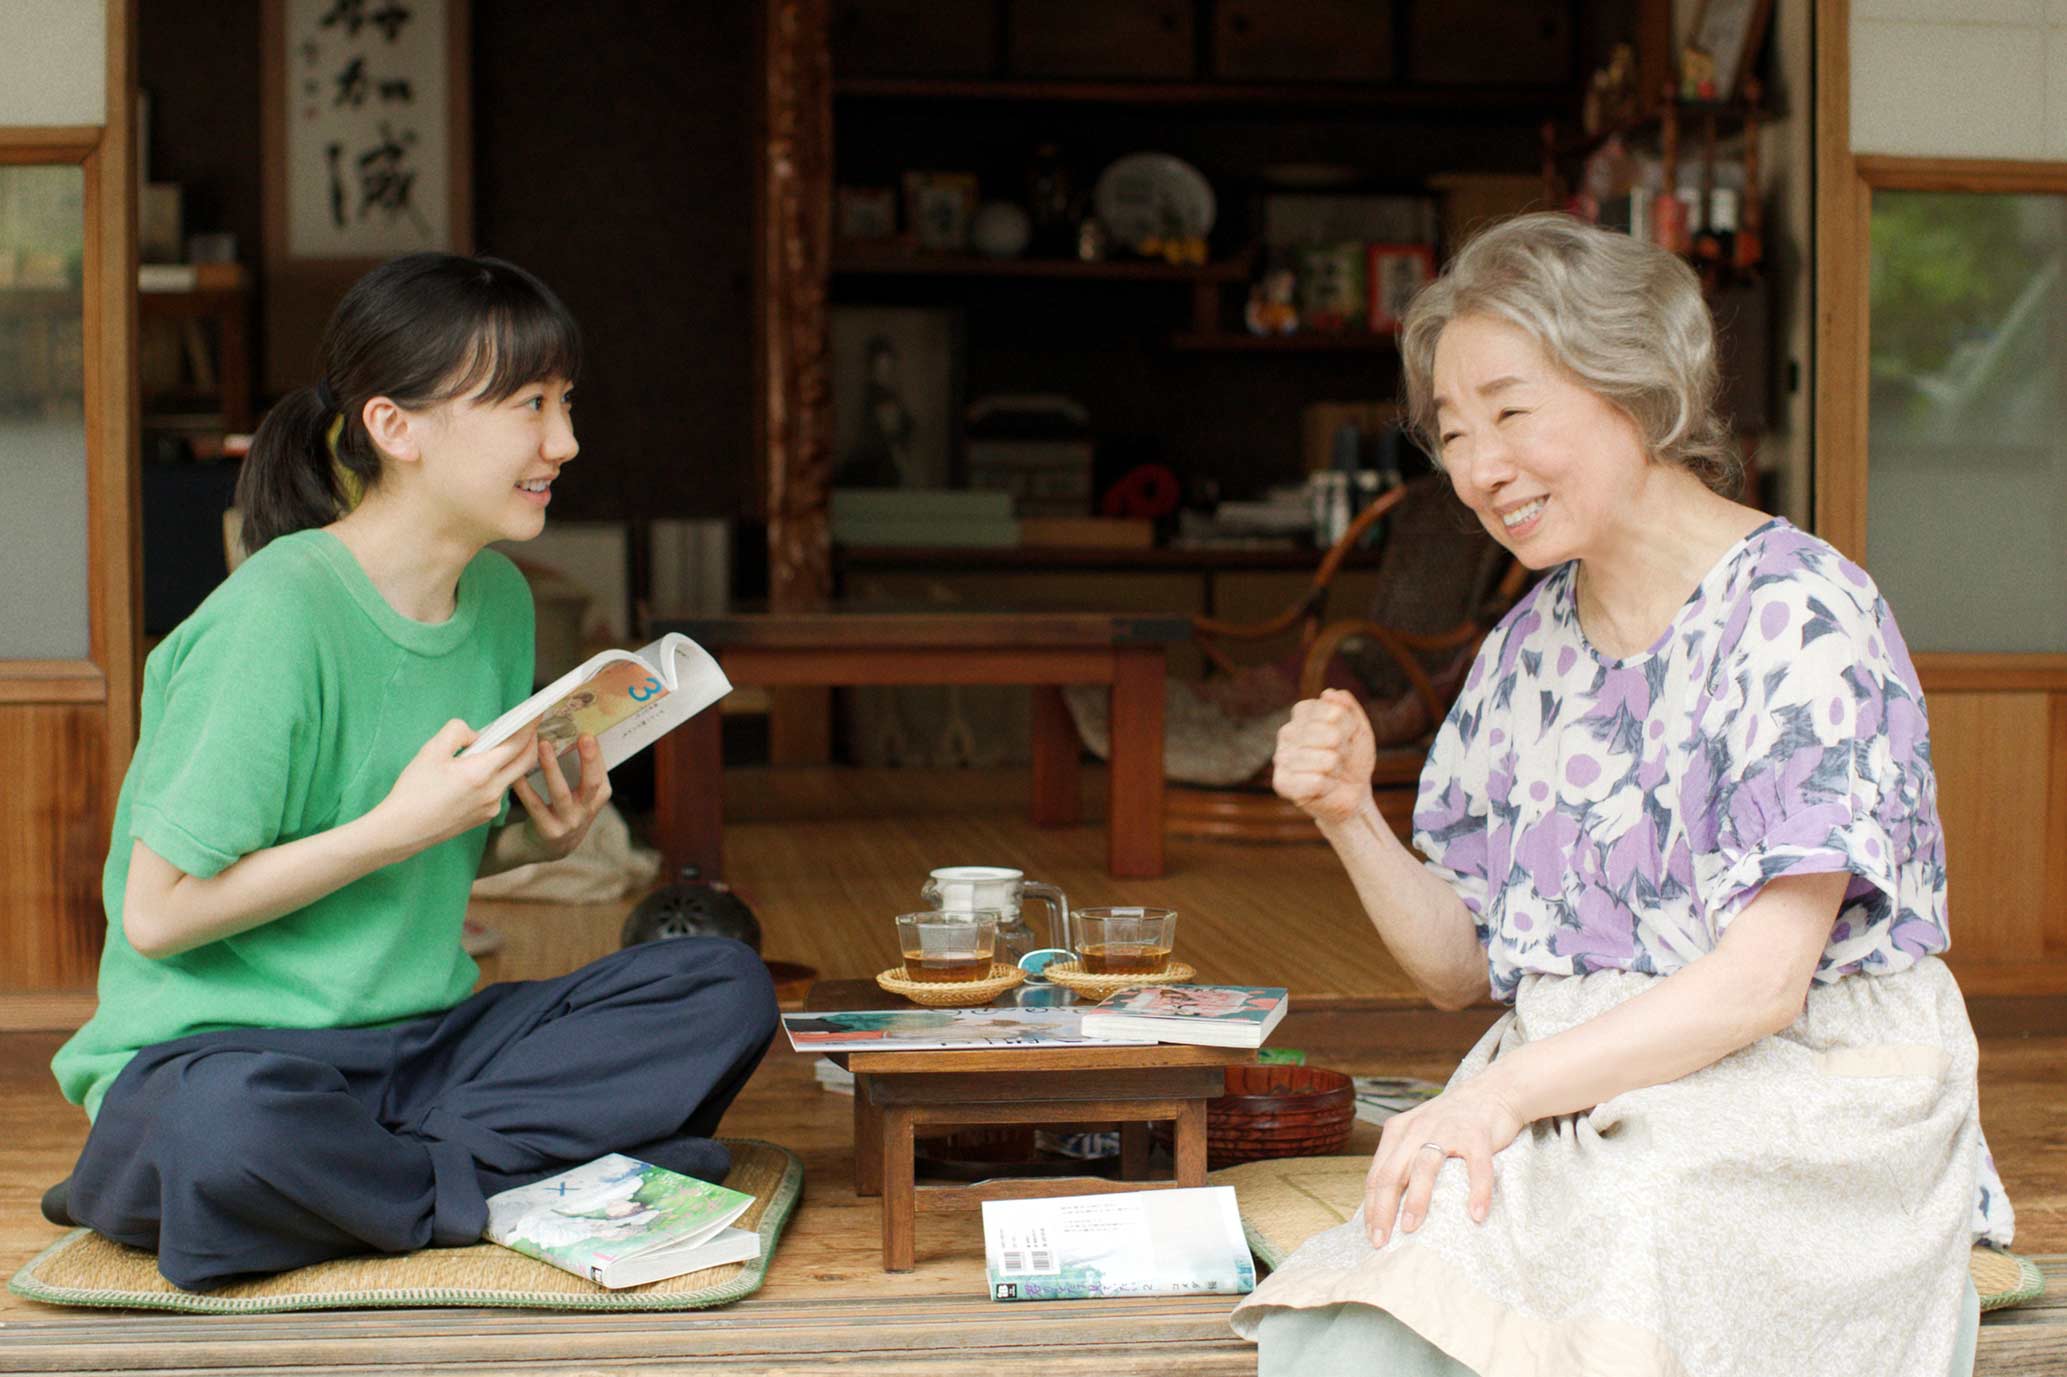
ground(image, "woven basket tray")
xmin=1042 ymin=959 xmax=1195 ymax=1000
xmin=875 ymin=962 xmax=1025 ymax=1007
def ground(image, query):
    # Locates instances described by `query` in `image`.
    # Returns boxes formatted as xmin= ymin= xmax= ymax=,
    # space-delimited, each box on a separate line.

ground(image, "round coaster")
xmin=1042 ymin=958 xmax=1196 ymax=1000
xmin=874 ymin=962 xmax=1026 ymax=1007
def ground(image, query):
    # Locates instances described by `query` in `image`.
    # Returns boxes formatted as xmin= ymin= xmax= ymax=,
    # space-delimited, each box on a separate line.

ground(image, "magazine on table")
xmin=781 ymin=1007 xmax=1152 ymax=1054
xmin=462 ymin=632 xmax=730 ymax=795
xmin=482 ymin=1153 xmax=758 ymax=1289
xmin=982 ymin=1186 xmax=1257 ymax=1301
xmin=1077 ymin=985 xmax=1289 ymax=1048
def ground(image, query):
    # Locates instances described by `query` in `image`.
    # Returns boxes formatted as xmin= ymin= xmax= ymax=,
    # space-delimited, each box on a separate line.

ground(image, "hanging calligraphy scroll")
xmin=266 ymin=0 xmax=468 ymax=259
xmin=260 ymin=0 xmax=469 ymax=390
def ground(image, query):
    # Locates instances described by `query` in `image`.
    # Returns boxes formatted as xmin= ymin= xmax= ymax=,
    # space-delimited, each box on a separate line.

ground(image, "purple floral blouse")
xmin=1413 ymin=519 xmax=1950 ymax=1004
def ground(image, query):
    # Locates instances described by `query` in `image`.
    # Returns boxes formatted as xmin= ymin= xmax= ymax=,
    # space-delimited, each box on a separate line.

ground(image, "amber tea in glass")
xmin=1072 ymin=907 xmax=1177 ymax=976
xmin=895 ymin=910 xmax=999 ymax=983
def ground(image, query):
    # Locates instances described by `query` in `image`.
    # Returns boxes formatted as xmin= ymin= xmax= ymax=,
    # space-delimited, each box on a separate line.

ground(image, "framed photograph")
xmin=837 ymin=185 xmax=899 ymax=243
xmin=902 ymin=171 xmax=979 ymax=253
xmin=264 ymin=0 xmax=469 ymax=261
xmin=1683 ymin=0 xmax=1773 ymax=102
xmin=1297 ymin=242 xmax=1366 ymax=333
xmin=1366 ymin=243 xmax=1436 ymax=334
xmin=829 ymin=306 xmax=964 ymax=489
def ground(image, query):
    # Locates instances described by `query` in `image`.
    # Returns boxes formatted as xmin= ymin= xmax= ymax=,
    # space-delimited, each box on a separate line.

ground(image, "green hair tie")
xmin=325 ymin=412 xmax=363 ymax=511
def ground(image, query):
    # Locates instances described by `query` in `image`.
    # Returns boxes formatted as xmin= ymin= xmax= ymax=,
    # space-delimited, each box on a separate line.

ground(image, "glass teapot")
xmin=919 ymin=866 xmax=1071 ymax=974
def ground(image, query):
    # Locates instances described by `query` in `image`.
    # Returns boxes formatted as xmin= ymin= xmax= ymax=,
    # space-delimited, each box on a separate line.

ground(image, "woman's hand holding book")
xmin=372 ymin=718 xmax=543 ymax=853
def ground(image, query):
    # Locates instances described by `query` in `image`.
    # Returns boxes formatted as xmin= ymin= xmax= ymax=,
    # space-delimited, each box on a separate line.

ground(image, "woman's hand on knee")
xmin=509 ymin=733 xmax=612 ymax=862
xmin=1362 ymin=1080 xmax=1523 ymax=1247
xmin=1273 ymin=689 xmax=1378 ymax=826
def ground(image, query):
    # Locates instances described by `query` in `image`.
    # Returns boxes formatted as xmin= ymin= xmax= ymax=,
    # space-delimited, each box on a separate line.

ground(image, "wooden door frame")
xmin=1815 ymin=0 xmax=2067 ymax=979
xmin=0 ymin=0 xmax=140 ymax=806
xmin=1814 ymin=0 xmax=2067 ymax=687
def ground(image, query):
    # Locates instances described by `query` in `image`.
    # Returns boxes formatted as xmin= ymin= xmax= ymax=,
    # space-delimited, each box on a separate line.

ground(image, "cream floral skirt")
xmin=1229 ymin=959 xmax=2004 ymax=1377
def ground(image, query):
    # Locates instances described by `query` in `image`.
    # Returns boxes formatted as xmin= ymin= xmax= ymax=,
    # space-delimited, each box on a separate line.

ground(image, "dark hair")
xmin=235 ymin=252 xmax=582 ymax=552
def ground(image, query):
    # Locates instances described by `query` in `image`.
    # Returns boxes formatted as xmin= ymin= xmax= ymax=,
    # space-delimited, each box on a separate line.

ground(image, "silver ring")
xmin=1417 ymin=1142 xmax=1446 ymax=1157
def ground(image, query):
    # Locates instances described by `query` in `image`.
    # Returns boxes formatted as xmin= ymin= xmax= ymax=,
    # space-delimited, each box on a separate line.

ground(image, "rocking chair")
xmin=1064 ymin=475 xmax=1527 ymax=843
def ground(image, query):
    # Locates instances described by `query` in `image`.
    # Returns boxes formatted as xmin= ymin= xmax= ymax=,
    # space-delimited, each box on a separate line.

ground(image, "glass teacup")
xmin=1071 ymin=907 xmax=1177 ymax=977
xmin=895 ymin=909 xmax=1000 ymax=983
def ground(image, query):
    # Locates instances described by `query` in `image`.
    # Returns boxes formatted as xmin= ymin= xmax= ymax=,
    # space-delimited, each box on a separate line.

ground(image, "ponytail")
xmin=235 ymin=386 xmax=372 ymax=553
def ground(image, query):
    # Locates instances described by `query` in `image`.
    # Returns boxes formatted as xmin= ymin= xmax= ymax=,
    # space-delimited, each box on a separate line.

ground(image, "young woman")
xmin=49 ymin=253 xmax=777 ymax=1292
xmin=1240 ymin=214 xmax=2009 ymax=1376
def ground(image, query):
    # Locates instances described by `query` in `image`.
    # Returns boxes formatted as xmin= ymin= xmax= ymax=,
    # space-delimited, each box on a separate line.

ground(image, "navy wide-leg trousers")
xmin=65 ymin=937 xmax=778 ymax=1290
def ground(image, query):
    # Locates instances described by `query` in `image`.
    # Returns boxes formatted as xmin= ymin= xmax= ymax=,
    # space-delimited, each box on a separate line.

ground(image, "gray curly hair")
xmin=1399 ymin=211 xmax=1740 ymax=498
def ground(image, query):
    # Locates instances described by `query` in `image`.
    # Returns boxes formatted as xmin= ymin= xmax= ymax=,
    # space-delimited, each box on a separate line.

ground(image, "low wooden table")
xmin=648 ymin=610 xmax=1189 ymax=878
xmin=806 ymin=978 xmax=1253 ymax=1271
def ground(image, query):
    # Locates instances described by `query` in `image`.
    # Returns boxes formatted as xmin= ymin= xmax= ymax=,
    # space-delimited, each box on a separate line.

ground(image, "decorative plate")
xmin=1093 ymin=152 xmax=1216 ymax=249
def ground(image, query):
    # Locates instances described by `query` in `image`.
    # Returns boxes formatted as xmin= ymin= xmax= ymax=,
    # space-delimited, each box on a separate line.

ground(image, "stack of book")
xmin=964 ymin=393 xmax=1095 ymax=519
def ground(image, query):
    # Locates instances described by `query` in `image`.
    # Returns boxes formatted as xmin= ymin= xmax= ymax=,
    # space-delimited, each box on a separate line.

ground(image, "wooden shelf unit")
xmin=831 ymin=248 xmax=1250 ymax=283
xmin=835 ymin=76 xmax=1575 ymax=114
xmin=1170 ymin=330 xmax=1399 ymax=353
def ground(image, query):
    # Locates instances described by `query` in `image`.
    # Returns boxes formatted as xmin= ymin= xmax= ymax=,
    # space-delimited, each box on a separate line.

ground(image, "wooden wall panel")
xmin=0 ymin=707 xmax=107 ymax=990
xmin=1928 ymin=691 xmax=2052 ymax=976
xmin=2051 ymin=694 xmax=2067 ymax=959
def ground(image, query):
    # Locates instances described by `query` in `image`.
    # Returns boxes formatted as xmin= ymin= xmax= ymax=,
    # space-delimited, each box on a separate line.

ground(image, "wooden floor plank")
xmin=3 ymin=766 xmax=2063 ymax=1373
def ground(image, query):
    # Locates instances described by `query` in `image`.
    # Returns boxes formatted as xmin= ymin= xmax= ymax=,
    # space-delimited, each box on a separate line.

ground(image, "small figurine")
xmin=1245 ymin=263 xmax=1298 ymax=336
xmin=1140 ymin=233 xmax=1207 ymax=266
xmin=1583 ymin=43 xmax=1638 ymax=135
xmin=1681 ymin=47 xmax=1719 ymax=102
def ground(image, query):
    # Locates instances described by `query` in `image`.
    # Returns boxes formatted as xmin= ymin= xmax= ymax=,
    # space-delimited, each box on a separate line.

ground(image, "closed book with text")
xmin=983 ymin=1186 xmax=1256 ymax=1301
xmin=482 ymin=1154 xmax=758 ymax=1289
xmin=1078 ymin=984 xmax=1289 ymax=1048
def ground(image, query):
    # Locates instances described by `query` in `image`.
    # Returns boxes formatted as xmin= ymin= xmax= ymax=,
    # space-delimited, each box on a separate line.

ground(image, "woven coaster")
xmin=1208 ymin=1153 xmax=2045 ymax=1313
xmin=874 ymin=962 xmax=1025 ymax=1006
xmin=8 ymin=1139 xmax=801 ymax=1314
xmin=1042 ymin=959 xmax=1195 ymax=1000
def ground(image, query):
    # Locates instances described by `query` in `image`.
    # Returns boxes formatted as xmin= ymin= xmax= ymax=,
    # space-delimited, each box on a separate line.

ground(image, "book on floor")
xmin=982 ymin=1186 xmax=1257 ymax=1301
xmin=482 ymin=1153 xmax=758 ymax=1289
xmin=461 ymin=632 xmax=730 ymax=796
xmin=1078 ymin=984 xmax=1289 ymax=1048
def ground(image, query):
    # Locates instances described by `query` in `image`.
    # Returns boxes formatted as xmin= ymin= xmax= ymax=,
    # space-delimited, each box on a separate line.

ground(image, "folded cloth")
xmin=469 ymin=803 xmax=661 ymax=904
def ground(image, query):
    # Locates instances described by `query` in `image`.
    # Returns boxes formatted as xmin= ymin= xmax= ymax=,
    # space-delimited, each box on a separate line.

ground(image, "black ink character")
xmin=318 ymin=0 xmax=366 ymax=37
xmin=333 ymin=56 xmax=370 ymax=109
xmin=356 ymin=122 xmax=428 ymax=235
xmin=369 ymin=2 xmax=414 ymax=42
xmin=325 ymin=143 xmax=348 ymax=229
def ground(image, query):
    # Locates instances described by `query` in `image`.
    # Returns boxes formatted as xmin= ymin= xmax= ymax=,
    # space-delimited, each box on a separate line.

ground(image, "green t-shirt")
xmin=52 ymin=529 xmax=535 ymax=1120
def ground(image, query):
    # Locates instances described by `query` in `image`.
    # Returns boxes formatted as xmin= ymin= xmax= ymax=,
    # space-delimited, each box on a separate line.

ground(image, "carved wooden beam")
xmin=758 ymin=0 xmax=833 ymax=611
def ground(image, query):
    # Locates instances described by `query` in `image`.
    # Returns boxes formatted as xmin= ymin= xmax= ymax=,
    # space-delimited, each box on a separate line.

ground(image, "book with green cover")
xmin=482 ymin=1153 xmax=758 ymax=1289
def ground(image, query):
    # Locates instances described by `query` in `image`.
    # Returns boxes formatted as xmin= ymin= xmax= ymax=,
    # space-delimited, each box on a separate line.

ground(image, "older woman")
xmin=1235 ymin=213 xmax=2011 ymax=1377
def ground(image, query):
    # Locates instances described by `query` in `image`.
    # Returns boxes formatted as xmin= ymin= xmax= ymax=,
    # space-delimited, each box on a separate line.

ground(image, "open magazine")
xmin=483 ymin=1153 xmax=757 ymax=1289
xmin=463 ymin=632 xmax=731 ymax=792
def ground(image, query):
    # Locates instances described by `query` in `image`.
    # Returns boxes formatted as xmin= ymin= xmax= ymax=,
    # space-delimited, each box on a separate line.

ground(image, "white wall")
xmin=1852 ymin=1 xmax=2067 ymax=158
xmin=0 ymin=1 xmax=106 ymax=126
